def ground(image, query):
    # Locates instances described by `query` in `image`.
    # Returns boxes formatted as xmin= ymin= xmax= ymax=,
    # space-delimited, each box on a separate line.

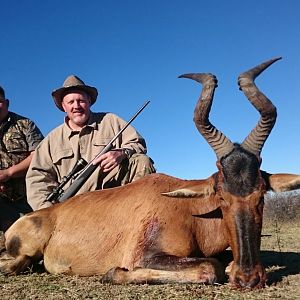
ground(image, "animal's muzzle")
xmin=230 ymin=264 xmax=266 ymax=289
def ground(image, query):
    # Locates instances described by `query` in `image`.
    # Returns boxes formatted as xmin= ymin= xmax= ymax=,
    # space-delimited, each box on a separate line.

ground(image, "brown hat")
xmin=52 ymin=75 xmax=98 ymax=111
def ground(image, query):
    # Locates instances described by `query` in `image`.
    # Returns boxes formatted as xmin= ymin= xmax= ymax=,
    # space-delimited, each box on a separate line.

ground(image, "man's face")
xmin=62 ymin=90 xmax=91 ymax=130
xmin=0 ymin=97 xmax=9 ymax=123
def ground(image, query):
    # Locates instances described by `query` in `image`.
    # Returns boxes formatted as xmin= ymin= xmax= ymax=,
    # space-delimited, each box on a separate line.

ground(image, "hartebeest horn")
xmin=179 ymin=73 xmax=234 ymax=160
xmin=239 ymin=57 xmax=281 ymax=156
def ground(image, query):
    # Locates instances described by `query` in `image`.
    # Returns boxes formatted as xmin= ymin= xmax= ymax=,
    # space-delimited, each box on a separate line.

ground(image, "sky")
xmin=1 ymin=0 xmax=300 ymax=180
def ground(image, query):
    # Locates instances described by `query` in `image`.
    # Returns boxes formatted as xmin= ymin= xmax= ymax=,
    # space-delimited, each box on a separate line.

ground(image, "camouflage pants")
xmin=103 ymin=154 xmax=156 ymax=189
xmin=0 ymin=197 xmax=32 ymax=232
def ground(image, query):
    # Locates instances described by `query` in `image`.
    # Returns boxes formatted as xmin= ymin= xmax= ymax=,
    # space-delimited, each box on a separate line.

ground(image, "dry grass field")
xmin=0 ymin=191 xmax=299 ymax=300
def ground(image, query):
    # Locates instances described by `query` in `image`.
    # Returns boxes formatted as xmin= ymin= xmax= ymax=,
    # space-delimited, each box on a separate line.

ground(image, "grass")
xmin=0 ymin=191 xmax=299 ymax=299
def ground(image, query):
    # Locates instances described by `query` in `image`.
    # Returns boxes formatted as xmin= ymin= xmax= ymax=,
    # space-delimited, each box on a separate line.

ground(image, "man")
xmin=26 ymin=75 xmax=155 ymax=211
xmin=0 ymin=86 xmax=44 ymax=232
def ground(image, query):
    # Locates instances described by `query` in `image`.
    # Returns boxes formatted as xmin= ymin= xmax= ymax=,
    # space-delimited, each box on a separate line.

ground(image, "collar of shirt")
xmin=63 ymin=112 xmax=98 ymax=139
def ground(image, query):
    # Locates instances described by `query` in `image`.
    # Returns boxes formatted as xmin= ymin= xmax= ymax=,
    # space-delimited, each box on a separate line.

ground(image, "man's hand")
xmin=92 ymin=150 xmax=127 ymax=173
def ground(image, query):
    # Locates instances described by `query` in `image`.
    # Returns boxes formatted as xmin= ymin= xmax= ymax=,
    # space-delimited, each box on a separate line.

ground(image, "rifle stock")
xmin=50 ymin=100 xmax=150 ymax=203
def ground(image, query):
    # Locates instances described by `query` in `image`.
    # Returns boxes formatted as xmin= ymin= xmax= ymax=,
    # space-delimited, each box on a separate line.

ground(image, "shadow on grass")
xmin=261 ymin=250 xmax=300 ymax=285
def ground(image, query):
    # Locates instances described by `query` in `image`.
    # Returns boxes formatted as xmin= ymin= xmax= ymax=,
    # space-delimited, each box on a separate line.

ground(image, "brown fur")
xmin=0 ymin=172 xmax=299 ymax=287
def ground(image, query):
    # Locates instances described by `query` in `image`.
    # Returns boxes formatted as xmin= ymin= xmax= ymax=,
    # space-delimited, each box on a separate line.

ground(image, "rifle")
xmin=46 ymin=100 xmax=150 ymax=203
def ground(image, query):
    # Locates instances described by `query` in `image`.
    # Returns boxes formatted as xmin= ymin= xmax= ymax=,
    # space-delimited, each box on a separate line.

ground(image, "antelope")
xmin=0 ymin=57 xmax=299 ymax=289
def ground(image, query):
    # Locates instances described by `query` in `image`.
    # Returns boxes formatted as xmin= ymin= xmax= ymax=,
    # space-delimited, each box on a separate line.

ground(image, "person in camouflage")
xmin=0 ymin=85 xmax=44 ymax=232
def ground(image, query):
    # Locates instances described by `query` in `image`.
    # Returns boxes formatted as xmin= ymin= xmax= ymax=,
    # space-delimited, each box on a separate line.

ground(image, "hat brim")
xmin=52 ymin=85 xmax=98 ymax=112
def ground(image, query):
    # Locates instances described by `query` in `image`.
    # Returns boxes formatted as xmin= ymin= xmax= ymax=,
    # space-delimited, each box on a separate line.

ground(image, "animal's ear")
xmin=161 ymin=176 xmax=215 ymax=198
xmin=261 ymin=171 xmax=300 ymax=192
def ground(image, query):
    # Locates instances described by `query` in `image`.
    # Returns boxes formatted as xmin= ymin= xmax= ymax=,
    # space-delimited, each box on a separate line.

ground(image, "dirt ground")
xmin=0 ymin=193 xmax=299 ymax=300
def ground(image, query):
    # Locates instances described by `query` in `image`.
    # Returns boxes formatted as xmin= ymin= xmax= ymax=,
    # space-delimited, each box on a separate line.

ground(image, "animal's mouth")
xmin=228 ymin=261 xmax=266 ymax=289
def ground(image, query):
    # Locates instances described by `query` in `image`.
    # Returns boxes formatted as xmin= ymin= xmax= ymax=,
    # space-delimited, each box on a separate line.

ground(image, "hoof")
xmin=101 ymin=267 xmax=128 ymax=284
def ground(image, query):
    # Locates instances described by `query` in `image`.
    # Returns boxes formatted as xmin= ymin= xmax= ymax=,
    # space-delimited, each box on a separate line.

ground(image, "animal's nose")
xmin=235 ymin=274 xmax=261 ymax=289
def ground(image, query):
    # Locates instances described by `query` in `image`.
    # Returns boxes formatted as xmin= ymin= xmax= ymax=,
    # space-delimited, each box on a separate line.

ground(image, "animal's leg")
xmin=0 ymin=252 xmax=32 ymax=275
xmin=0 ymin=212 xmax=53 ymax=275
xmin=102 ymin=256 xmax=225 ymax=284
xmin=225 ymin=260 xmax=234 ymax=275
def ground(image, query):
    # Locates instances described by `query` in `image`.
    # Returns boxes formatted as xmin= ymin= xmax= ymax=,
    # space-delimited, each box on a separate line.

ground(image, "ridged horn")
xmin=239 ymin=57 xmax=281 ymax=156
xmin=179 ymin=73 xmax=234 ymax=160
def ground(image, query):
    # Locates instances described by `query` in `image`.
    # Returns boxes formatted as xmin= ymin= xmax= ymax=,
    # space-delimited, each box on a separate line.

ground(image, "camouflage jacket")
xmin=0 ymin=112 xmax=44 ymax=202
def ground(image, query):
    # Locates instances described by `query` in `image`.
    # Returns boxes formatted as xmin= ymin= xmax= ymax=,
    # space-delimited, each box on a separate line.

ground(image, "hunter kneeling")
xmin=26 ymin=75 xmax=155 ymax=210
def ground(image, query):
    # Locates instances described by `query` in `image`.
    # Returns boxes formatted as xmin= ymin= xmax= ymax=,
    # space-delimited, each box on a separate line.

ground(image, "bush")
xmin=264 ymin=189 xmax=300 ymax=223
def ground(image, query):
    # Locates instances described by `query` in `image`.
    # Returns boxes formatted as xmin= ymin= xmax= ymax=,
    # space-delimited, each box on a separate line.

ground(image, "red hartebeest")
xmin=0 ymin=57 xmax=299 ymax=289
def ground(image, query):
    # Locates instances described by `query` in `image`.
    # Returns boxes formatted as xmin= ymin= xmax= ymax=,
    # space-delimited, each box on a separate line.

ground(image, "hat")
xmin=52 ymin=75 xmax=98 ymax=111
